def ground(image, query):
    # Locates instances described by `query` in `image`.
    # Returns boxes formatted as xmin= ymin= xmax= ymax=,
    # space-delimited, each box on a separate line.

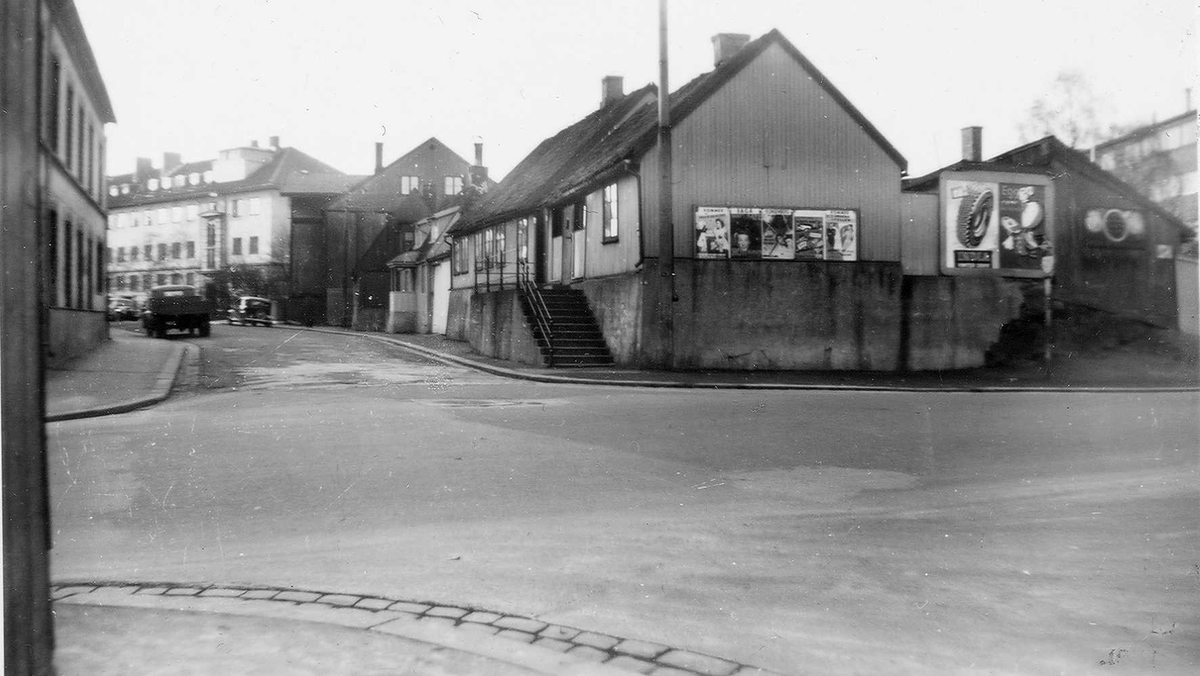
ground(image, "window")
xmin=186 ymin=273 xmax=195 ymax=285
xmin=171 ymin=273 xmax=182 ymax=284
xmin=130 ymin=276 xmax=139 ymax=291
xmin=603 ymin=183 xmax=619 ymax=241
xmin=76 ymin=105 xmax=84 ymax=179
xmin=232 ymin=237 xmax=242 ymax=255
xmin=116 ymin=247 xmax=125 ymax=263
xmin=401 ymin=176 xmax=420 ymax=195
xmin=108 ymin=247 xmax=115 ymax=263
xmin=189 ymin=173 xmax=200 ymax=185
xmin=444 ymin=176 xmax=464 ymax=196
xmin=203 ymin=170 xmax=214 ymax=183
xmin=496 ymin=229 xmax=507 ymax=266
xmin=121 ymin=184 xmax=130 ymax=195
xmin=158 ymin=243 xmax=167 ymax=261
xmin=144 ymin=210 xmax=153 ymax=225
xmin=157 ymin=208 xmax=168 ymax=224
xmin=186 ymin=241 xmax=195 ymax=259
xmin=148 ymin=178 xmax=159 ymax=191
xmin=473 ymin=232 xmax=483 ymax=271
xmin=483 ymin=229 xmax=495 ymax=268
xmin=249 ymin=198 xmax=261 ymax=215
xmin=171 ymin=207 xmax=182 ymax=222
xmin=206 ymin=223 xmax=216 ymax=246
xmin=173 ymin=175 xmax=185 ymax=188
xmin=115 ymin=276 xmax=124 ymax=291
xmin=186 ymin=204 xmax=198 ymax=221
xmin=130 ymin=246 xmax=138 ymax=262
xmin=231 ymin=199 xmax=242 ymax=217
xmin=517 ymin=218 xmax=529 ymax=262
xmin=156 ymin=274 xmax=166 ymax=286
xmin=171 ymin=242 xmax=181 ymax=259
xmin=142 ymin=274 xmax=151 ymax=290
xmin=110 ymin=186 xmax=119 ymax=197
xmin=64 ymin=86 xmax=74 ymax=171
xmin=453 ymin=239 xmax=469 ymax=275
xmin=249 ymin=236 xmax=259 ymax=254
xmin=46 ymin=56 xmax=61 ymax=152
xmin=143 ymin=245 xmax=151 ymax=261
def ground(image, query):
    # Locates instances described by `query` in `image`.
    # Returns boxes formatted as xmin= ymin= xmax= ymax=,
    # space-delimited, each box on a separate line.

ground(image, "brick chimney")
xmin=601 ymin=75 xmax=624 ymax=108
xmin=469 ymin=141 xmax=488 ymax=188
xmin=162 ymin=152 xmax=181 ymax=173
xmin=712 ymin=33 xmax=750 ymax=67
xmin=962 ymin=126 xmax=983 ymax=162
xmin=250 ymin=140 xmax=259 ymax=148
xmin=375 ymin=142 xmax=384 ymax=175
xmin=269 ymin=135 xmax=280 ymax=150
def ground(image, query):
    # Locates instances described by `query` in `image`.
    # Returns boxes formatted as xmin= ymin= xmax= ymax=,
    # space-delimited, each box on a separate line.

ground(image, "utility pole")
xmin=657 ymin=0 xmax=675 ymax=369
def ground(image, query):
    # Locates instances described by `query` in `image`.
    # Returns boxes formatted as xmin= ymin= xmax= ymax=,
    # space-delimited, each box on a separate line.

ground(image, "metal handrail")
xmin=518 ymin=260 xmax=554 ymax=367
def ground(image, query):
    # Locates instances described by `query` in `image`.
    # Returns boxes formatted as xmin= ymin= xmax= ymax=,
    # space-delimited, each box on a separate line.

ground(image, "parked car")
xmin=228 ymin=296 xmax=274 ymax=327
xmin=107 ymin=297 xmax=138 ymax=321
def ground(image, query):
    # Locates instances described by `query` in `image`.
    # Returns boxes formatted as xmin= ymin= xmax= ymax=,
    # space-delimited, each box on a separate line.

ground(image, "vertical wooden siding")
xmin=582 ymin=174 xmax=641 ymax=278
xmin=900 ymin=192 xmax=939 ymax=275
xmin=641 ymin=42 xmax=904 ymax=261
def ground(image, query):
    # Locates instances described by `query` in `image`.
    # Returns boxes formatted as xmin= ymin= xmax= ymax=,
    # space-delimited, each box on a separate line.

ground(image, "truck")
xmin=141 ymin=284 xmax=216 ymax=338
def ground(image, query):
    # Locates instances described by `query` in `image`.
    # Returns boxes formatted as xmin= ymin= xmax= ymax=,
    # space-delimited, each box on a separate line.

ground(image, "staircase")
xmin=519 ymin=287 xmax=614 ymax=367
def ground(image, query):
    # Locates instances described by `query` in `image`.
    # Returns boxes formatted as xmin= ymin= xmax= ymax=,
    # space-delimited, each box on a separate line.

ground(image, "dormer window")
xmin=120 ymin=184 xmax=130 ymax=194
xmin=173 ymin=175 xmax=185 ymax=188
xmin=148 ymin=178 xmax=159 ymax=191
xmin=109 ymin=186 xmax=119 ymax=197
xmin=189 ymin=173 xmax=200 ymax=185
xmin=203 ymin=170 xmax=214 ymax=183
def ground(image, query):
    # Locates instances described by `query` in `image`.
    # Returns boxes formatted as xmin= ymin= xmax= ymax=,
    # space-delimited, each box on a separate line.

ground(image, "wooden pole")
xmin=657 ymin=0 xmax=674 ymax=369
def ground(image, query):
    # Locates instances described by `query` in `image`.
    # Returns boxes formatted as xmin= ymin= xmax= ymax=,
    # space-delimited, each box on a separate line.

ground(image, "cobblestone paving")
xmin=53 ymin=581 xmax=781 ymax=676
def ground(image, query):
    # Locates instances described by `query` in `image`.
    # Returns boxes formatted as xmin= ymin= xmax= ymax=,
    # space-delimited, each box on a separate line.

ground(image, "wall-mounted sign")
xmin=693 ymin=207 xmax=859 ymax=261
xmin=1082 ymin=207 xmax=1145 ymax=248
xmin=940 ymin=171 xmax=1055 ymax=278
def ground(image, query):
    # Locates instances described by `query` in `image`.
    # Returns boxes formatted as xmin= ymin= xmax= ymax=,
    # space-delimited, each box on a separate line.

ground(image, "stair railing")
xmin=519 ymin=259 xmax=554 ymax=367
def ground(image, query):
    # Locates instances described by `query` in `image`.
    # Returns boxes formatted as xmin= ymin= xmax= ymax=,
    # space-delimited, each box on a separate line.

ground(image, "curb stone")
xmin=52 ymin=581 xmax=785 ymax=676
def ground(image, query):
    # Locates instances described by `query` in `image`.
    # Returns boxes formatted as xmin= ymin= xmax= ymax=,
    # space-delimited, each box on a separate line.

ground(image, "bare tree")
xmin=1017 ymin=70 xmax=1105 ymax=149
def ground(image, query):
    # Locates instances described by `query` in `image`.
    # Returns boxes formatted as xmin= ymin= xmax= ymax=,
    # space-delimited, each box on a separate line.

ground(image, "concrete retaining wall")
xmin=464 ymin=289 xmax=543 ymax=366
xmin=902 ymin=275 xmax=1025 ymax=370
xmin=47 ymin=308 xmax=107 ymax=368
xmin=387 ymin=291 xmax=417 ymax=333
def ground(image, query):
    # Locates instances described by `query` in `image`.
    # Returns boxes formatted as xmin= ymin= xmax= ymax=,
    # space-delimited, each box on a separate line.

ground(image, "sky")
xmin=75 ymin=0 xmax=1196 ymax=182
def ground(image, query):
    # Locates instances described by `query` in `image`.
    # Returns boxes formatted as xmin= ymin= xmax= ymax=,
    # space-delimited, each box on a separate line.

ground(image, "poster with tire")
xmin=940 ymin=171 xmax=1054 ymax=278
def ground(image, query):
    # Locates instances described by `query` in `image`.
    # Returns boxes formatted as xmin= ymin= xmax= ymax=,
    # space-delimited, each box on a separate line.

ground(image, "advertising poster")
xmin=997 ymin=183 xmax=1049 ymax=271
xmin=761 ymin=209 xmax=795 ymax=260
xmin=694 ymin=206 xmax=731 ymax=259
xmin=729 ymin=208 xmax=762 ymax=259
xmin=941 ymin=172 xmax=1054 ymax=277
xmin=824 ymin=210 xmax=857 ymax=261
xmin=793 ymin=211 xmax=825 ymax=259
xmin=944 ymin=178 xmax=1000 ymax=270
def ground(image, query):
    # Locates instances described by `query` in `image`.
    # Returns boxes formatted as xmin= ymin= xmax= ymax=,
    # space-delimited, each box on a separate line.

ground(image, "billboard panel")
xmin=940 ymin=171 xmax=1055 ymax=277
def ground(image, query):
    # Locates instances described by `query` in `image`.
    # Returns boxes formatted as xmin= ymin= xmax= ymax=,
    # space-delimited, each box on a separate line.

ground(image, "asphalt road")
xmin=48 ymin=323 xmax=1200 ymax=675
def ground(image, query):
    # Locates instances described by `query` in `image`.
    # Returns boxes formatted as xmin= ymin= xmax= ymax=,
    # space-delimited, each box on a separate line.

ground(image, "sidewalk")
xmin=43 ymin=323 xmax=1197 ymax=675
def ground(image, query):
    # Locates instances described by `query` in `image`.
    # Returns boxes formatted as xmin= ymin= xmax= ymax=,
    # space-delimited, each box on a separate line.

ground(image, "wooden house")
xmin=448 ymin=30 xmax=1022 ymax=370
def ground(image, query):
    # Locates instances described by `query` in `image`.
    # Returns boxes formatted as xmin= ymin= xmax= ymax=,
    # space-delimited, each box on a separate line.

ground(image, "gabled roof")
xmin=108 ymin=147 xmax=350 ymax=208
xmin=458 ymin=29 xmax=906 ymax=235
xmin=903 ymin=135 xmax=1188 ymax=233
xmin=388 ymin=207 xmax=461 ymax=267
xmin=326 ymin=137 xmax=475 ymax=213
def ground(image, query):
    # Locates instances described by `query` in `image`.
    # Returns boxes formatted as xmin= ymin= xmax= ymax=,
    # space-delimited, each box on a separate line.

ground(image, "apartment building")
xmin=106 ymin=138 xmax=359 ymax=308
xmin=1094 ymin=109 xmax=1197 ymax=234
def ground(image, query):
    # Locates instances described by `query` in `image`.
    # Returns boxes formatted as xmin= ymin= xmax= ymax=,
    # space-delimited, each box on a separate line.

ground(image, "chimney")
xmin=961 ymin=126 xmax=983 ymax=162
xmin=711 ymin=33 xmax=750 ymax=67
xmin=474 ymin=141 xmax=483 ymax=167
xmin=269 ymin=135 xmax=280 ymax=150
xmin=162 ymin=151 xmax=181 ymax=172
xmin=250 ymin=140 xmax=259 ymax=148
xmin=374 ymin=142 xmax=384 ymax=175
xmin=135 ymin=157 xmax=153 ymax=181
xmin=1186 ymin=88 xmax=1193 ymax=112
xmin=601 ymin=75 xmax=625 ymax=108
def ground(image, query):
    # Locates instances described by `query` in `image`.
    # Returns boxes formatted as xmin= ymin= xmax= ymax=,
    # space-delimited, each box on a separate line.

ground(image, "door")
xmin=534 ymin=213 xmax=548 ymax=285
xmin=431 ymin=261 xmax=450 ymax=334
xmin=551 ymin=208 xmax=565 ymax=284
xmin=572 ymin=202 xmax=586 ymax=280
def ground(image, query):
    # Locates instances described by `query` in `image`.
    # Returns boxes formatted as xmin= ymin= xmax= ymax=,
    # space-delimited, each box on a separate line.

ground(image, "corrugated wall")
xmin=641 ymin=42 xmax=904 ymax=261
